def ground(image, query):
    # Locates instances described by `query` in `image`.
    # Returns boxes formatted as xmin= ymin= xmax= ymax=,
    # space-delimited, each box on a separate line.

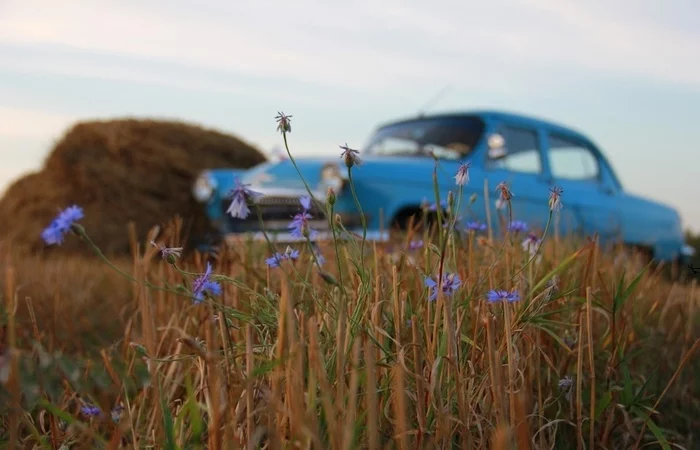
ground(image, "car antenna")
xmin=417 ymin=85 xmax=451 ymax=118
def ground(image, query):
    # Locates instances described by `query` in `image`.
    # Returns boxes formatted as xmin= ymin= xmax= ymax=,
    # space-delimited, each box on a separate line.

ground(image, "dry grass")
xmin=1 ymin=115 xmax=698 ymax=448
xmin=0 ymin=219 xmax=698 ymax=449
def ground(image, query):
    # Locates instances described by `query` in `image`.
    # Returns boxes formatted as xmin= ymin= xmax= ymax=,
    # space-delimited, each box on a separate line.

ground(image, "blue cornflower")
xmin=508 ymin=220 xmax=528 ymax=233
xmin=265 ymin=246 xmax=301 ymax=268
xmin=111 ymin=405 xmax=125 ymax=423
xmin=429 ymin=199 xmax=448 ymax=212
xmin=226 ymin=178 xmax=263 ymax=219
xmin=192 ymin=262 xmax=222 ymax=304
xmin=81 ymin=404 xmax=101 ymax=417
xmin=486 ymin=289 xmax=520 ymax=303
xmin=310 ymin=242 xmax=326 ymax=266
xmin=522 ymin=232 xmax=542 ymax=256
xmin=41 ymin=205 xmax=84 ymax=245
xmin=300 ymin=194 xmax=312 ymax=211
xmin=443 ymin=216 xmax=462 ymax=229
xmin=409 ymin=240 xmax=424 ymax=250
xmin=288 ymin=195 xmax=318 ymax=239
xmin=454 ymin=162 xmax=471 ymax=186
xmin=465 ymin=221 xmax=487 ymax=232
xmin=424 ymin=272 xmax=462 ymax=302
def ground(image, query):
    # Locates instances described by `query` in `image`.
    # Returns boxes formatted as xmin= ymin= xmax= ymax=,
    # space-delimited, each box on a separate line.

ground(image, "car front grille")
xmin=219 ymin=195 xmax=328 ymax=232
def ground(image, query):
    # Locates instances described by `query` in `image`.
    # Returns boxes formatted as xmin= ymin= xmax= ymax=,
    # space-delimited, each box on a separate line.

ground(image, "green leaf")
xmin=460 ymin=333 xmax=482 ymax=351
xmin=530 ymin=247 xmax=585 ymax=294
xmin=613 ymin=262 xmax=651 ymax=314
xmin=620 ymin=359 xmax=634 ymax=407
xmin=185 ymin=374 xmax=204 ymax=449
xmin=161 ymin=379 xmax=179 ymax=450
xmin=594 ymin=391 xmax=613 ymax=420
xmin=632 ymin=406 xmax=671 ymax=450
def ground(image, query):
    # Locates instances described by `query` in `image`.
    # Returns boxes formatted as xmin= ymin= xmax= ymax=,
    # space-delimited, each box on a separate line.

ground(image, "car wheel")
xmin=614 ymin=244 xmax=653 ymax=273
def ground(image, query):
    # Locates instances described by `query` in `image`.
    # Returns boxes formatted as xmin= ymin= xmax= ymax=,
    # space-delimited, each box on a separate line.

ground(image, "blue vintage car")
xmin=191 ymin=110 xmax=695 ymax=263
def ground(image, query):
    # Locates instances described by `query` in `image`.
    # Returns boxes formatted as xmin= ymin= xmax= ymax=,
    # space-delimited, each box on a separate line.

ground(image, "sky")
xmin=1 ymin=0 xmax=699 ymax=232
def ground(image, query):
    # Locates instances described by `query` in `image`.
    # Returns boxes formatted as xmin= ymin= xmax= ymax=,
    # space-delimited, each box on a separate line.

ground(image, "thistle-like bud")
xmin=334 ymin=214 xmax=343 ymax=227
xmin=326 ymin=187 xmax=336 ymax=206
xmin=275 ymin=111 xmax=292 ymax=134
xmin=319 ymin=271 xmax=338 ymax=286
xmin=469 ymin=193 xmax=478 ymax=205
xmin=447 ymin=191 xmax=455 ymax=209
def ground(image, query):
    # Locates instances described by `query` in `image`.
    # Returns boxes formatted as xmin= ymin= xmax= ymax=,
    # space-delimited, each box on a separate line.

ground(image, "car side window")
xmin=486 ymin=126 xmax=541 ymax=174
xmin=548 ymin=134 xmax=599 ymax=181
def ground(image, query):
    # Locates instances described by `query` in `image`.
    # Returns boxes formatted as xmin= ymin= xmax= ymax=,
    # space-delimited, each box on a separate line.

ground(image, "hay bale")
xmin=0 ymin=118 xmax=266 ymax=256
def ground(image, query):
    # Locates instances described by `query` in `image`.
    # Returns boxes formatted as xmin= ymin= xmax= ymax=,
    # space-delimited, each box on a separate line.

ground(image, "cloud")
xmin=1 ymin=0 xmax=698 ymax=95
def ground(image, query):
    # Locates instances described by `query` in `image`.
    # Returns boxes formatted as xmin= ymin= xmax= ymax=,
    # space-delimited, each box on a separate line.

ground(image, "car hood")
xmin=239 ymin=155 xmax=446 ymax=190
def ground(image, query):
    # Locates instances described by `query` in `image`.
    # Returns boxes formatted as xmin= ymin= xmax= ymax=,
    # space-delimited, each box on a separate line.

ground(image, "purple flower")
xmin=409 ymin=240 xmax=424 ymax=250
xmin=558 ymin=375 xmax=574 ymax=401
xmin=466 ymin=221 xmax=487 ymax=232
xmin=522 ymin=232 xmax=542 ymax=256
xmin=495 ymin=182 xmax=513 ymax=203
xmin=265 ymin=246 xmax=301 ymax=268
xmin=150 ymin=241 xmax=183 ymax=261
xmin=429 ymin=199 xmax=448 ymax=212
xmin=226 ymin=178 xmax=263 ymax=219
xmin=275 ymin=111 xmax=292 ymax=134
xmin=81 ymin=404 xmax=101 ymax=417
xmin=508 ymin=220 xmax=528 ymax=233
xmin=454 ymin=162 xmax=471 ymax=186
xmin=549 ymin=185 xmax=564 ymax=212
xmin=486 ymin=289 xmax=520 ymax=303
xmin=310 ymin=242 xmax=326 ymax=266
xmin=340 ymin=144 xmax=362 ymax=168
xmin=41 ymin=205 xmax=84 ymax=245
xmin=111 ymin=405 xmax=125 ymax=423
xmin=288 ymin=195 xmax=318 ymax=239
xmin=300 ymin=195 xmax=312 ymax=211
xmin=424 ymin=272 xmax=462 ymax=302
xmin=443 ymin=215 xmax=463 ymax=229
xmin=192 ymin=262 xmax=222 ymax=304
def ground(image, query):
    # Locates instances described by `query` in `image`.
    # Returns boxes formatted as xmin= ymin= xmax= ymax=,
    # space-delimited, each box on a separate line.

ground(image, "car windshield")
xmin=364 ymin=116 xmax=485 ymax=160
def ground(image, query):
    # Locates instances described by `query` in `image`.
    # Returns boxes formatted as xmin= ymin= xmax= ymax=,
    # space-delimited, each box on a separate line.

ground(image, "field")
xmin=1 ymin=121 xmax=699 ymax=450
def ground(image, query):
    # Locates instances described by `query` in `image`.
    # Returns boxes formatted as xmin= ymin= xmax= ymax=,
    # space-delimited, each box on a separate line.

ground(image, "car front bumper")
xmin=204 ymin=186 xmax=388 ymax=247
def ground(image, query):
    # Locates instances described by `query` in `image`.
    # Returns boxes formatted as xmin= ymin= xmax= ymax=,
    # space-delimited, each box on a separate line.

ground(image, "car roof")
xmin=376 ymin=110 xmax=593 ymax=144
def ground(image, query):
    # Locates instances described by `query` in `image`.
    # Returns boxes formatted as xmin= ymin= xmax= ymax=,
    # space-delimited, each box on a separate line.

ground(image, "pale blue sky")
xmin=1 ymin=0 xmax=699 ymax=231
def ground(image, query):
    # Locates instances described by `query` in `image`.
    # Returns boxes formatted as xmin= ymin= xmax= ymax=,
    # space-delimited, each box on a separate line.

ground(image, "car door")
xmin=480 ymin=122 xmax=553 ymax=234
xmin=542 ymin=131 xmax=621 ymax=241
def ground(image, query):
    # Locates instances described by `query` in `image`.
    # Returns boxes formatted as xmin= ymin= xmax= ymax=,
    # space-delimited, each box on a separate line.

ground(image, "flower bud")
xmin=327 ymin=187 xmax=336 ymax=206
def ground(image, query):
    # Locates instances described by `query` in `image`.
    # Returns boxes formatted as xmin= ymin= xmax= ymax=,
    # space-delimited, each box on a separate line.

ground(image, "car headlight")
xmin=319 ymin=163 xmax=345 ymax=192
xmin=192 ymin=171 xmax=217 ymax=203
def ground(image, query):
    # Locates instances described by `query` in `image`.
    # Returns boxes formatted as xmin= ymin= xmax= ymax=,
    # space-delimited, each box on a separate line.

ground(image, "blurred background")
xmin=0 ymin=0 xmax=698 ymax=241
